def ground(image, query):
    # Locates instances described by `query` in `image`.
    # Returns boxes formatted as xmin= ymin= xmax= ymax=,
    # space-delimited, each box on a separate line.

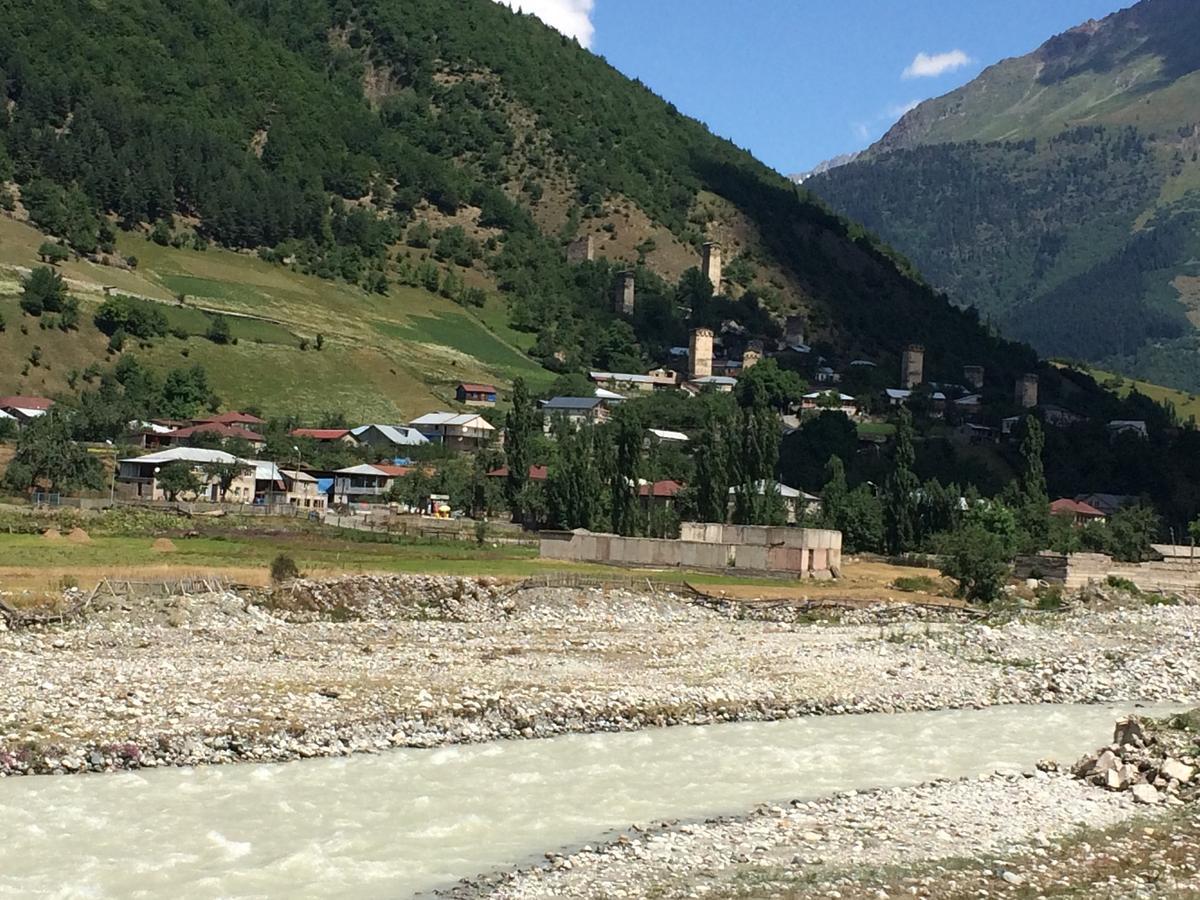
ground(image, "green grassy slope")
xmin=0 ymin=216 xmax=550 ymax=418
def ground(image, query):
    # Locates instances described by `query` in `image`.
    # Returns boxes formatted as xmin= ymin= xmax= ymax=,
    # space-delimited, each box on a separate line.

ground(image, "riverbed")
xmin=0 ymin=703 xmax=1179 ymax=899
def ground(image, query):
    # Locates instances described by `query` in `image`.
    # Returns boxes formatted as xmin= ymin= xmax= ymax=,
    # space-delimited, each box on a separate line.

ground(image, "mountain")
xmin=789 ymin=152 xmax=862 ymax=184
xmin=808 ymin=0 xmax=1200 ymax=392
xmin=0 ymin=0 xmax=1035 ymax=419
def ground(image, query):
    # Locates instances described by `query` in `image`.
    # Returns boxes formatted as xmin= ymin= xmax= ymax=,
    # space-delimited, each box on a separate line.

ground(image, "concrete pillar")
xmin=701 ymin=241 xmax=723 ymax=293
xmin=689 ymin=328 xmax=714 ymax=380
xmin=613 ymin=270 xmax=635 ymax=316
xmin=901 ymin=344 xmax=924 ymax=389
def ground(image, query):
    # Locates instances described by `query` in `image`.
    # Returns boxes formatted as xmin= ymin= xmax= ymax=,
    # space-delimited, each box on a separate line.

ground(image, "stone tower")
xmin=1016 ymin=373 xmax=1039 ymax=409
xmin=742 ymin=340 xmax=763 ymax=371
xmin=963 ymin=365 xmax=984 ymax=390
xmin=701 ymin=241 xmax=723 ymax=293
xmin=613 ymin=270 xmax=635 ymax=316
xmin=901 ymin=344 xmax=925 ymax=389
xmin=689 ymin=327 xmax=714 ymax=380
xmin=566 ymin=235 xmax=594 ymax=264
xmin=784 ymin=315 xmax=805 ymax=347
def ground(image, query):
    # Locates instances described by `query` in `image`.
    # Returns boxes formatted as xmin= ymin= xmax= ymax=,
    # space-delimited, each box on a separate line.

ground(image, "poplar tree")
xmin=504 ymin=377 xmax=540 ymax=524
xmin=1016 ymin=416 xmax=1050 ymax=549
xmin=884 ymin=408 xmax=919 ymax=554
xmin=693 ymin=405 xmax=732 ymax=523
xmin=609 ymin=404 xmax=643 ymax=536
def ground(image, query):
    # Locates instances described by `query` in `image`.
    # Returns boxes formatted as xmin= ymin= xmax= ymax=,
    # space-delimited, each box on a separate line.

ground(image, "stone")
xmin=1160 ymin=758 xmax=1194 ymax=784
xmin=1131 ymin=783 xmax=1161 ymax=805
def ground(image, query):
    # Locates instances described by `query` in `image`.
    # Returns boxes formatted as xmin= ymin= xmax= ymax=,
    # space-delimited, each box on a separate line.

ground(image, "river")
xmin=0 ymin=703 xmax=1175 ymax=899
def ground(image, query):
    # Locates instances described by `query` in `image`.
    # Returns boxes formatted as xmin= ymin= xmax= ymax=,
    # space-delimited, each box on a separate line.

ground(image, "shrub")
xmin=206 ymin=314 xmax=231 ymax=344
xmin=1105 ymin=575 xmax=1141 ymax=595
xmin=269 ymin=553 xmax=301 ymax=583
xmin=934 ymin=524 xmax=1011 ymax=603
xmin=892 ymin=574 xmax=938 ymax=593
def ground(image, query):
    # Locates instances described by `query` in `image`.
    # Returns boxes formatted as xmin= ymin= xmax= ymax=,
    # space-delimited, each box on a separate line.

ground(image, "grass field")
xmin=0 ymin=215 xmax=549 ymax=416
xmin=1069 ymin=364 xmax=1200 ymax=423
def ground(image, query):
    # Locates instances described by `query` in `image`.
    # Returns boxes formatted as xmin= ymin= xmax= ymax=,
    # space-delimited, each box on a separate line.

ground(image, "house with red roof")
xmin=162 ymin=422 xmax=267 ymax=447
xmin=486 ymin=464 xmax=549 ymax=481
xmin=456 ymin=383 xmax=498 ymax=407
xmin=0 ymin=395 xmax=53 ymax=427
xmin=639 ymin=479 xmax=685 ymax=511
xmin=290 ymin=427 xmax=356 ymax=445
xmin=1050 ymin=497 xmax=1107 ymax=526
xmin=195 ymin=411 xmax=267 ymax=433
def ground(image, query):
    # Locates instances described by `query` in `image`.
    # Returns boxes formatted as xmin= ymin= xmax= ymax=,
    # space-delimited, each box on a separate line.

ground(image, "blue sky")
xmin=498 ymin=1 xmax=1132 ymax=174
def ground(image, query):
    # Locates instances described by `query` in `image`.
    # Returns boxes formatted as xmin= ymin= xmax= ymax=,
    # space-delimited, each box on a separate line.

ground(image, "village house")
xmin=638 ymin=479 xmax=684 ymax=512
xmin=349 ymin=424 xmax=430 ymax=454
xmin=540 ymin=397 xmax=609 ymax=430
xmin=159 ymin=422 xmax=268 ymax=449
xmin=197 ymin=411 xmax=267 ymax=433
xmin=589 ymin=370 xmax=679 ymax=393
xmin=408 ymin=412 xmax=496 ymax=451
xmin=801 ymin=391 xmax=859 ymax=417
xmin=685 ymin=375 xmax=737 ymax=393
xmin=486 ymin=464 xmax=550 ymax=482
xmin=1050 ymin=497 xmax=1107 ymax=526
xmin=331 ymin=463 xmax=412 ymax=506
xmin=455 ymin=382 xmax=498 ymax=407
xmin=645 ymin=427 xmax=688 ymax=445
xmin=253 ymin=464 xmax=327 ymax=510
xmin=289 ymin=427 xmax=357 ymax=446
xmin=0 ymin=395 xmax=53 ymax=427
xmin=728 ymin=480 xmax=819 ymax=525
xmin=116 ymin=447 xmax=257 ymax=503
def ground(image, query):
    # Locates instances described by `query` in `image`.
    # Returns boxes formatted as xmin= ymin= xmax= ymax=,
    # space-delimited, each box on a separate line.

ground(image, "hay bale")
xmin=42 ymin=528 xmax=63 ymax=542
xmin=67 ymin=528 xmax=91 ymax=544
xmin=152 ymin=538 xmax=177 ymax=553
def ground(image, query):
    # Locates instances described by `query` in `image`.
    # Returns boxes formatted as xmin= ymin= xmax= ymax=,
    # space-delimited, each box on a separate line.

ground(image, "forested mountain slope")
xmin=809 ymin=0 xmax=1200 ymax=392
xmin=0 ymin=0 xmax=1037 ymax=416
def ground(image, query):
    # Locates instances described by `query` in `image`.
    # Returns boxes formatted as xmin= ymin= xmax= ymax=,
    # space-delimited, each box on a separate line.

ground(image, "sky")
xmin=496 ymin=0 xmax=1133 ymax=174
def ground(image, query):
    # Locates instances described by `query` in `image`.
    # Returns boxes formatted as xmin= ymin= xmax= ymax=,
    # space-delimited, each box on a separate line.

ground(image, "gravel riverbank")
xmin=1 ymin=575 xmax=1198 ymax=776
xmin=447 ymin=711 xmax=1200 ymax=899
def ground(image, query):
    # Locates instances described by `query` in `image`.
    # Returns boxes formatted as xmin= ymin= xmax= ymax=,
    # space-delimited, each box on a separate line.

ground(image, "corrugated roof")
xmin=350 ymin=424 xmax=430 ymax=445
xmin=542 ymin=396 xmax=602 ymax=411
xmin=120 ymin=447 xmax=240 ymax=465
xmin=290 ymin=428 xmax=351 ymax=440
xmin=457 ymin=382 xmax=496 ymax=393
xmin=647 ymin=428 xmax=689 ymax=442
xmin=167 ymin=423 xmax=265 ymax=442
xmin=409 ymin=412 xmax=495 ymax=429
xmin=197 ymin=411 xmax=266 ymax=425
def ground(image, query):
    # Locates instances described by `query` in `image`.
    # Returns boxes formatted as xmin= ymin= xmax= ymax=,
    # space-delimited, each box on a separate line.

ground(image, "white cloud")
xmin=902 ymin=49 xmax=972 ymax=79
xmin=494 ymin=0 xmax=596 ymax=48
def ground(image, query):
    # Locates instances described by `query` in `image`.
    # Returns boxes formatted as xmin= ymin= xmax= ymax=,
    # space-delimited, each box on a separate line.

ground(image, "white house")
xmin=408 ymin=412 xmax=495 ymax=451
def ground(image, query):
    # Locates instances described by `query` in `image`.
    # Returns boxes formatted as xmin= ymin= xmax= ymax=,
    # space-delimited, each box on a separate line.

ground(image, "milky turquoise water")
xmin=0 ymin=703 xmax=1178 ymax=899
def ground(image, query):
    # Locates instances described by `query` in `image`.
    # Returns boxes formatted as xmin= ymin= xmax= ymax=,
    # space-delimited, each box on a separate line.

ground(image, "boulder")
xmin=1161 ymin=758 xmax=1194 ymax=784
xmin=1113 ymin=716 xmax=1146 ymax=749
xmin=1131 ymin=783 xmax=1161 ymax=805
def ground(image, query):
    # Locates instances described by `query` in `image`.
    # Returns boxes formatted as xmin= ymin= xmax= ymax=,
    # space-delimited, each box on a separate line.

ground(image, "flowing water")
xmin=0 ymin=703 xmax=1179 ymax=899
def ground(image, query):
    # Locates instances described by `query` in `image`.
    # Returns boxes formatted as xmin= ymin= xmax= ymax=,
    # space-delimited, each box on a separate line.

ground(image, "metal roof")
xmin=542 ymin=396 xmax=602 ymax=410
xmin=119 ymin=447 xmax=240 ymax=466
xmin=350 ymin=424 xmax=430 ymax=445
xmin=647 ymin=428 xmax=689 ymax=442
xmin=409 ymin=412 xmax=495 ymax=429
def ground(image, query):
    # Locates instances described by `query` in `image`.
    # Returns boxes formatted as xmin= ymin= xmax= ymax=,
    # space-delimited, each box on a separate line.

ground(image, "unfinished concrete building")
xmin=689 ymin=327 xmax=714 ymax=380
xmin=566 ymin=235 xmax=594 ymax=263
xmin=963 ymin=365 xmax=984 ymax=390
xmin=1016 ymin=373 xmax=1039 ymax=409
xmin=540 ymin=522 xmax=842 ymax=579
xmin=701 ymin=241 xmax=723 ymax=293
xmin=613 ymin=270 xmax=636 ymax=316
xmin=901 ymin=344 xmax=925 ymax=389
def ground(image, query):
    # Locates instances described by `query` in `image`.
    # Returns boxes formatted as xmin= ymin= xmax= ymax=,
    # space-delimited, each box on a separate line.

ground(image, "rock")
xmin=999 ymin=869 xmax=1025 ymax=885
xmin=1112 ymin=716 xmax=1146 ymax=748
xmin=1160 ymin=758 xmax=1194 ymax=783
xmin=1131 ymin=783 xmax=1161 ymax=805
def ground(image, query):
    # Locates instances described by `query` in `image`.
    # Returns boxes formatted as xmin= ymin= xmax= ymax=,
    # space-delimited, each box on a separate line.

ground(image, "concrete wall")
xmin=1016 ymin=551 xmax=1200 ymax=592
xmin=542 ymin=523 xmax=842 ymax=577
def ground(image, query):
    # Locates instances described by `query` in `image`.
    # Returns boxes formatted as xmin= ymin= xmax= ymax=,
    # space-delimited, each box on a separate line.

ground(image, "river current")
xmin=0 ymin=703 xmax=1177 ymax=899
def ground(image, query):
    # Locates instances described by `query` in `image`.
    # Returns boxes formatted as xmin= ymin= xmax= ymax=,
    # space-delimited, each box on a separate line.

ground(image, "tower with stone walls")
xmin=701 ymin=241 xmax=723 ymax=294
xmin=689 ymin=327 xmax=714 ymax=380
xmin=963 ymin=365 xmax=984 ymax=390
xmin=566 ymin=235 xmax=595 ymax=264
xmin=613 ymin=270 xmax=635 ymax=316
xmin=901 ymin=344 xmax=925 ymax=389
xmin=1016 ymin=373 xmax=1039 ymax=409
